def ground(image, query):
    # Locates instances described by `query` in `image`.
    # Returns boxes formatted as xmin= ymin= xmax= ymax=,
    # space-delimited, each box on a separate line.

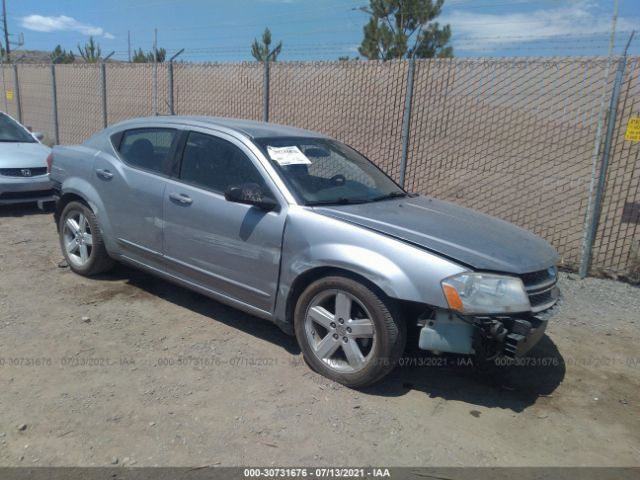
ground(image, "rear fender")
xmin=59 ymin=177 xmax=117 ymax=254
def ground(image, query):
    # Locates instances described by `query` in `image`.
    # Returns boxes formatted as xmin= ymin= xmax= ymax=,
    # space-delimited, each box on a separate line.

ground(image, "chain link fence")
xmin=1 ymin=57 xmax=638 ymax=280
xmin=55 ymin=64 xmax=102 ymax=144
xmin=173 ymin=62 xmax=263 ymax=120
xmin=270 ymin=61 xmax=408 ymax=181
xmin=591 ymin=57 xmax=640 ymax=279
xmin=405 ymin=58 xmax=616 ymax=271
xmin=15 ymin=64 xmax=55 ymax=142
xmin=0 ymin=65 xmax=18 ymax=120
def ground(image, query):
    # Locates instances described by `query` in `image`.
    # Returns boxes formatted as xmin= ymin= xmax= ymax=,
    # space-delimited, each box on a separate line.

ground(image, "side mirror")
xmin=33 ymin=132 xmax=45 ymax=141
xmin=224 ymin=183 xmax=278 ymax=211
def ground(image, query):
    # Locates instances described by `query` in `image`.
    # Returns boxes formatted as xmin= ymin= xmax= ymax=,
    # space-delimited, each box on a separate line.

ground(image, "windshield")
xmin=0 ymin=113 xmax=36 ymax=143
xmin=255 ymin=137 xmax=405 ymax=205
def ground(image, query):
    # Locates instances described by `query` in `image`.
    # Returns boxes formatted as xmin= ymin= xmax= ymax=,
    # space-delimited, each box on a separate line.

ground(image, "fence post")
xmin=12 ymin=62 xmax=22 ymax=124
xmin=153 ymin=28 xmax=158 ymax=116
xmin=50 ymin=62 xmax=59 ymax=145
xmin=99 ymin=53 xmax=115 ymax=129
xmin=168 ymin=49 xmax=184 ymax=116
xmin=263 ymin=59 xmax=270 ymax=123
xmin=101 ymin=61 xmax=108 ymax=128
xmin=579 ymin=33 xmax=634 ymax=277
xmin=168 ymin=61 xmax=174 ymax=115
xmin=399 ymin=56 xmax=416 ymax=189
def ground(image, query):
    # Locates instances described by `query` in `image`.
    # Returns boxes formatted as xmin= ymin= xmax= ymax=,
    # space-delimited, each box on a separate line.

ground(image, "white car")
xmin=0 ymin=112 xmax=53 ymax=206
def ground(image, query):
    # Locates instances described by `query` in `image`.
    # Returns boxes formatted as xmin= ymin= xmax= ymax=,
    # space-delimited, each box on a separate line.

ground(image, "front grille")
xmin=518 ymin=267 xmax=559 ymax=313
xmin=0 ymin=189 xmax=54 ymax=200
xmin=528 ymin=288 xmax=556 ymax=309
xmin=519 ymin=268 xmax=556 ymax=286
xmin=0 ymin=167 xmax=48 ymax=177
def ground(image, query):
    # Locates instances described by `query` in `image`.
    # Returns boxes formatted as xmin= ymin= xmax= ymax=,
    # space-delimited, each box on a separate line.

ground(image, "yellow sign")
xmin=5 ymin=89 xmax=13 ymax=100
xmin=625 ymin=117 xmax=640 ymax=142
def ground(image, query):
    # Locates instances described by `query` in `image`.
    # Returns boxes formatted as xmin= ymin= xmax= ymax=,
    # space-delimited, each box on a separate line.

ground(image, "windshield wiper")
xmin=369 ymin=192 xmax=408 ymax=202
xmin=306 ymin=197 xmax=368 ymax=206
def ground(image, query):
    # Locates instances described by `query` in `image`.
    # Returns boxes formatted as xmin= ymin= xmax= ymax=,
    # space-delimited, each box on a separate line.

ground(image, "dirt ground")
xmin=0 ymin=204 xmax=639 ymax=467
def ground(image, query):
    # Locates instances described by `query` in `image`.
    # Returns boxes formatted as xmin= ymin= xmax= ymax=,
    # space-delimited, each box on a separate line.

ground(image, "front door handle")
xmin=169 ymin=192 xmax=193 ymax=206
xmin=96 ymin=168 xmax=113 ymax=180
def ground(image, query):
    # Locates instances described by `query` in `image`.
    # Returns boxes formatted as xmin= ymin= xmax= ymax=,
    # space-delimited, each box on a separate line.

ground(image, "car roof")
xmin=110 ymin=116 xmax=329 ymax=140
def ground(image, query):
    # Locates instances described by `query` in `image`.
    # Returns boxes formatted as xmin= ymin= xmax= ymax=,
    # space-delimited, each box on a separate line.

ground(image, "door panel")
xmin=162 ymin=131 xmax=286 ymax=313
xmin=93 ymin=128 xmax=178 ymax=267
xmin=94 ymin=151 xmax=166 ymax=266
xmin=163 ymin=183 xmax=285 ymax=312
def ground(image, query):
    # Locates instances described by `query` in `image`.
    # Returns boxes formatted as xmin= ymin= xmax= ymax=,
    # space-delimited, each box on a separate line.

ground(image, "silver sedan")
xmin=0 ymin=112 xmax=53 ymax=206
xmin=51 ymin=116 xmax=560 ymax=387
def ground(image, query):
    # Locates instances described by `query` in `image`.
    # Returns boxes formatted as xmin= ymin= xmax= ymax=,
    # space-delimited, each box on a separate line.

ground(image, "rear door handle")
xmin=169 ymin=192 xmax=193 ymax=206
xmin=95 ymin=168 xmax=113 ymax=180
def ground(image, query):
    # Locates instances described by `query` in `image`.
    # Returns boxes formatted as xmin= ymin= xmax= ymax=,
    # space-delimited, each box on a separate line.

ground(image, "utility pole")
xmin=1 ymin=0 xmax=23 ymax=63
xmin=127 ymin=30 xmax=131 ymax=62
xmin=2 ymin=0 xmax=10 ymax=61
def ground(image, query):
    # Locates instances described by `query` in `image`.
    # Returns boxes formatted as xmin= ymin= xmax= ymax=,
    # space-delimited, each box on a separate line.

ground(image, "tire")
xmin=58 ymin=201 xmax=114 ymax=276
xmin=294 ymin=275 xmax=406 ymax=388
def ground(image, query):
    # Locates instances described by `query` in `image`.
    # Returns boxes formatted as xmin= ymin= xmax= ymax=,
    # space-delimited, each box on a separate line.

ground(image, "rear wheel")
xmin=59 ymin=201 xmax=114 ymax=276
xmin=294 ymin=275 xmax=405 ymax=388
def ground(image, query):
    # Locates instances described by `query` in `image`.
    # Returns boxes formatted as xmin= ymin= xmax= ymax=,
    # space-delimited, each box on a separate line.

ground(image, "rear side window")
xmin=117 ymin=128 xmax=177 ymax=174
xmin=179 ymin=132 xmax=266 ymax=193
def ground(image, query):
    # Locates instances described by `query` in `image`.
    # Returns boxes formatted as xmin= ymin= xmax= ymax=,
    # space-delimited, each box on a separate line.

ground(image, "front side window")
xmin=0 ymin=113 xmax=36 ymax=143
xmin=179 ymin=131 xmax=267 ymax=194
xmin=118 ymin=128 xmax=177 ymax=174
xmin=254 ymin=137 xmax=405 ymax=205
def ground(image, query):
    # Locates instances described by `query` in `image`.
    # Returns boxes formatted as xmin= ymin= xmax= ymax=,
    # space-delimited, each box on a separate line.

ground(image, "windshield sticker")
xmin=267 ymin=146 xmax=312 ymax=166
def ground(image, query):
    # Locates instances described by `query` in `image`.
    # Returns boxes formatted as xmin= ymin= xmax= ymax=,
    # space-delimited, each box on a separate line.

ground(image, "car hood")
xmin=312 ymin=195 xmax=558 ymax=274
xmin=0 ymin=142 xmax=51 ymax=168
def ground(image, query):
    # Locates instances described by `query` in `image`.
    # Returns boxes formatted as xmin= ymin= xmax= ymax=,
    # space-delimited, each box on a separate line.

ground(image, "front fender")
xmin=288 ymin=243 xmax=423 ymax=301
xmin=274 ymin=207 xmax=468 ymax=325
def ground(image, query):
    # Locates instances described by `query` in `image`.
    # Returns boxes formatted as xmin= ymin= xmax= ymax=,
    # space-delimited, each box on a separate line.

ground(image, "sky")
xmin=6 ymin=0 xmax=640 ymax=62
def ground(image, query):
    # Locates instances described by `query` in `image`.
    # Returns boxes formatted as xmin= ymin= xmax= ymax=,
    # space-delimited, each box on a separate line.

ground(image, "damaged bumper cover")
xmin=419 ymin=301 xmax=559 ymax=358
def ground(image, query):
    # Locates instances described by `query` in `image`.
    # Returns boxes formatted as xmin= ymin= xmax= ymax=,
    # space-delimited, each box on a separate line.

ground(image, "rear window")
xmin=116 ymin=128 xmax=177 ymax=174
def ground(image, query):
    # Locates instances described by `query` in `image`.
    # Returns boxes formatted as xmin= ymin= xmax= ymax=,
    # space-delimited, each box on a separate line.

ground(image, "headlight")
xmin=441 ymin=273 xmax=530 ymax=314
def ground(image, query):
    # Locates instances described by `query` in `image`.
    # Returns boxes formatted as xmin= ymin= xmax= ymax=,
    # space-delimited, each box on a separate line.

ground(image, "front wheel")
xmin=294 ymin=275 xmax=406 ymax=388
xmin=58 ymin=201 xmax=114 ymax=276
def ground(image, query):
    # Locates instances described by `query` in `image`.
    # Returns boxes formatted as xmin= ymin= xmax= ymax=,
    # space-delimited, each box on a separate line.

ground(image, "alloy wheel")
xmin=304 ymin=289 xmax=377 ymax=373
xmin=62 ymin=210 xmax=94 ymax=268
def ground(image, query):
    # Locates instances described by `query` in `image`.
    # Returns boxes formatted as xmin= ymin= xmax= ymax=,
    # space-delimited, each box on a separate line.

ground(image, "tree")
xmin=132 ymin=47 xmax=166 ymax=63
xmin=358 ymin=0 xmax=453 ymax=60
xmin=132 ymin=47 xmax=146 ymax=63
xmin=77 ymin=36 xmax=101 ymax=63
xmin=155 ymin=47 xmax=166 ymax=63
xmin=51 ymin=45 xmax=75 ymax=64
xmin=251 ymin=28 xmax=282 ymax=61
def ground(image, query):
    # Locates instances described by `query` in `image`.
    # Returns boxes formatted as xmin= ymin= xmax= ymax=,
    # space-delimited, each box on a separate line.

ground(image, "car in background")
xmin=50 ymin=116 xmax=560 ymax=388
xmin=0 ymin=112 xmax=53 ymax=206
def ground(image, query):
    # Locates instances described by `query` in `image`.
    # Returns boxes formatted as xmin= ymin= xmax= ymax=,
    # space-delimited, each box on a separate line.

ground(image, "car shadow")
xmin=0 ymin=203 xmax=54 ymax=217
xmin=362 ymin=335 xmax=566 ymax=412
xmin=98 ymin=263 xmax=301 ymax=355
xmin=88 ymin=263 xmax=565 ymax=410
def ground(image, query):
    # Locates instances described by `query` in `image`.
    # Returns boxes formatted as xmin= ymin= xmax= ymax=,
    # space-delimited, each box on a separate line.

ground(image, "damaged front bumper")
xmin=418 ymin=302 xmax=558 ymax=359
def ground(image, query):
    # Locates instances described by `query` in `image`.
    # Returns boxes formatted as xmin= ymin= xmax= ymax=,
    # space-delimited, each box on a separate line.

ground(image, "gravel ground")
xmin=0 ymin=204 xmax=639 ymax=467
